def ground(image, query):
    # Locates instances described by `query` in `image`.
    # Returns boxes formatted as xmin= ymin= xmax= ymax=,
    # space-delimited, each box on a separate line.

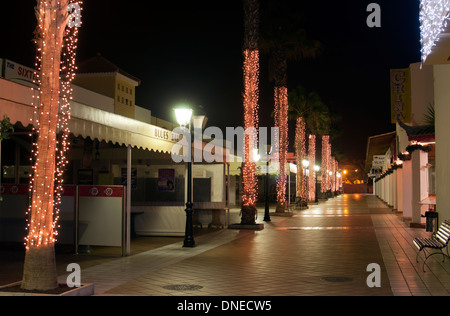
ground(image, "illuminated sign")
xmin=390 ymin=68 xmax=412 ymax=124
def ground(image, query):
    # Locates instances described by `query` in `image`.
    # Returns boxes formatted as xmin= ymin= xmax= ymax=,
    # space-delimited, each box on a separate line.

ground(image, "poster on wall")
xmin=158 ymin=169 xmax=175 ymax=192
xmin=121 ymin=168 xmax=137 ymax=190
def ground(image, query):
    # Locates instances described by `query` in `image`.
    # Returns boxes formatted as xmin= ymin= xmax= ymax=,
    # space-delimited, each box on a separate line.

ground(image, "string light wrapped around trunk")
xmin=241 ymin=49 xmax=260 ymax=208
xmin=308 ymin=134 xmax=316 ymax=202
xmin=295 ymin=117 xmax=306 ymax=201
xmin=240 ymin=0 xmax=260 ymax=225
xmin=25 ymin=0 xmax=82 ymax=250
xmin=274 ymin=87 xmax=289 ymax=210
xmin=321 ymin=136 xmax=329 ymax=194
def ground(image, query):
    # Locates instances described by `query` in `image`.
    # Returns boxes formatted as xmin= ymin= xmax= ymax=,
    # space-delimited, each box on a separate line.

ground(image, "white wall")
xmin=410 ymin=63 xmax=435 ymax=126
xmin=72 ymin=84 xmax=114 ymax=113
xmin=434 ymin=64 xmax=450 ymax=224
xmin=134 ymin=105 xmax=151 ymax=124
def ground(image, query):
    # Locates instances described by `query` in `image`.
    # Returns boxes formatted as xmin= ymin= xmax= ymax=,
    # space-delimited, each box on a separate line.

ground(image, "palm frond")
xmin=424 ymin=103 xmax=435 ymax=126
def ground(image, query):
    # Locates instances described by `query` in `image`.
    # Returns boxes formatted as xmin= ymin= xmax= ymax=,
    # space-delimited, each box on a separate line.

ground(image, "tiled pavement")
xmin=2 ymin=194 xmax=450 ymax=296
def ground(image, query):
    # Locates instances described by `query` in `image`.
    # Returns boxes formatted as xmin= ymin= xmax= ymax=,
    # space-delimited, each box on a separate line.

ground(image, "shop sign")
xmin=390 ymin=68 xmax=411 ymax=124
xmin=3 ymin=59 xmax=38 ymax=88
xmin=372 ymin=155 xmax=386 ymax=169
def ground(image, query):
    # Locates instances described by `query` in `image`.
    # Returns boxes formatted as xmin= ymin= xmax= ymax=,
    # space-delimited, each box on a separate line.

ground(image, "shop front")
xmin=0 ymin=77 xmax=230 ymax=255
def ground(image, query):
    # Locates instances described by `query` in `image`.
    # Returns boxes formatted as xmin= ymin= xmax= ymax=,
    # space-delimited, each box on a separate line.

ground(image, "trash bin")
xmin=425 ymin=211 xmax=439 ymax=233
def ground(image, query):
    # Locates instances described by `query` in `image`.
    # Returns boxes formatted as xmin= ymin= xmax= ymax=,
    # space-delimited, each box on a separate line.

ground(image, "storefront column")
xmin=387 ymin=173 xmax=393 ymax=207
xmin=125 ymin=145 xmax=131 ymax=256
xmin=396 ymin=168 xmax=403 ymax=214
xmin=391 ymin=170 xmax=398 ymax=210
xmin=402 ymin=160 xmax=413 ymax=221
xmin=411 ymin=149 xmax=428 ymax=226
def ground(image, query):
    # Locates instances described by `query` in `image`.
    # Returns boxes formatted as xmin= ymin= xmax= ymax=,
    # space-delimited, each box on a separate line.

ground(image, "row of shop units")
xmin=366 ymin=62 xmax=438 ymax=229
xmin=0 ymin=64 xmax=303 ymax=256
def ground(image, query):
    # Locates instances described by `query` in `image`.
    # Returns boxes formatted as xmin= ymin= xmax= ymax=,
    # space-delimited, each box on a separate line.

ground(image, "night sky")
xmin=2 ymin=0 xmax=421 ymax=162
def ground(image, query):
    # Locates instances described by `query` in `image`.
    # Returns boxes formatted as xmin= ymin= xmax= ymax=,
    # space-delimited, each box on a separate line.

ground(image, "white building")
xmin=0 ymin=57 xmax=231 ymax=255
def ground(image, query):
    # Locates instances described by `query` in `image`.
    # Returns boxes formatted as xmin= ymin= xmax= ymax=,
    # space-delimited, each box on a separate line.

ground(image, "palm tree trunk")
xmin=308 ymin=134 xmax=316 ymax=202
xmin=321 ymin=135 xmax=330 ymax=196
xmin=22 ymin=0 xmax=69 ymax=291
xmin=241 ymin=0 xmax=260 ymax=225
xmin=295 ymin=117 xmax=306 ymax=204
xmin=273 ymin=49 xmax=288 ymax=212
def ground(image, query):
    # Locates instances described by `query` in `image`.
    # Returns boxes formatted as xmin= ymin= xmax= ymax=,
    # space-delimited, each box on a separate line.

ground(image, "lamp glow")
xmin=253 ymin=149 xmax=261 ymax=163
xmin=174 ymin=108 xmax=193 ymax=128
xmin=302 ymin=159 xmax=310 ymax=168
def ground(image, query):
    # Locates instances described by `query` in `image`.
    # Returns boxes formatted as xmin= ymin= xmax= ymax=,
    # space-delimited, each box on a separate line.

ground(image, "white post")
xmin=402 ymin=160 xmax=413 ymax=221
xmin=126 ymin=145 xmax=132 ymax=256
xmin=411 ymin=150 xmax=428 ymax=225
xmin=397 ymin=167 xmax=404 ymax=214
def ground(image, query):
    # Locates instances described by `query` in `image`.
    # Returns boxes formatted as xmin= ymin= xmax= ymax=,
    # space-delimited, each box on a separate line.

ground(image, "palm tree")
xmin=240 ymin=0 xmax=260 ymax=225
xmin=260 ymin=1 xmax=321 ymax=212
xmin=21 ymin=0 xmax=78 ymax=291
xmin=288 ymin=85 xmax=330 ymax=205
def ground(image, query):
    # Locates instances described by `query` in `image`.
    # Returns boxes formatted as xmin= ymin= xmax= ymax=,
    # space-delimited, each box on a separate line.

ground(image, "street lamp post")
xmin=174 ymin=107 xmax=195 ymax=248
xmin=314 ymin=165 xmax=320 ymax=203
xmin=264 ymin=145 xmax=271 ymax=222
xmin=302 ymin=159 xmax=309 ymax=205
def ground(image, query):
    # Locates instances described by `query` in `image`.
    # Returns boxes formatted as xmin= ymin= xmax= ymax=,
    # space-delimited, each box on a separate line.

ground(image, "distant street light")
xmin=174 ymin=106 xmax=195 ymax=248
xmin=314 ymin=165 xmax=320 ymax=203
xmin=264 ymin=145 xmax=272 ymax=222
xmin=302 ymin=159 xmax=309 ymax=204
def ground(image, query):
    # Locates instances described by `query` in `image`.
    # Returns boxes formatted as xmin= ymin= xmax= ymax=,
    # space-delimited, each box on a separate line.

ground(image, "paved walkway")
xmin=63 ymin=194 xmax=450 ymax=296
xmin=2 ymin=194 xmax=450 ymax=296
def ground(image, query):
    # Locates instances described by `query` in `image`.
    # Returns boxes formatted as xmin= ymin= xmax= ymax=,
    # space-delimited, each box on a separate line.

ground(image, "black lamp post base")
xmin=184 ymin=202 xmax=195 ymax=248
xmin=183 ymin=239 xmax=195 ymax=248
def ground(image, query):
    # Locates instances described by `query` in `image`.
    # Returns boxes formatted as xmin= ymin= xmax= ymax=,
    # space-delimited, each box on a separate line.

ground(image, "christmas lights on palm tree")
xmin=260 ymin=1 xmax=320 ymax=212
xmin=21 ymin=0 xmax=81 ymax=291
xmin=288 ymin=86 xmax=330 ymax=204
xmin=240 ymin=0 xmax=260 ymax=225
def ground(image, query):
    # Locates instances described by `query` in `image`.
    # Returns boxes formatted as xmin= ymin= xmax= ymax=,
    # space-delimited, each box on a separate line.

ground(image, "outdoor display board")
xmin=78 ymin=185 xmax=124 ymax=247
xmin=0 ymin=184 xmax=29 ymax=242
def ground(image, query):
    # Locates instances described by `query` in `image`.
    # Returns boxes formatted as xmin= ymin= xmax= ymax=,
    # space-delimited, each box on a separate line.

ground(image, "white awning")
xmin=69 ymin=102 xmax=177 ymax=153
xmin=0 ymin=78 xmax=177 ymax=154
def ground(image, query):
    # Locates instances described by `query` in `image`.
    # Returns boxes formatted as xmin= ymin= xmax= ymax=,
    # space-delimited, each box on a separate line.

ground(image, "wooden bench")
xmin=414 ymin=220 xmax=450 ymax=272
